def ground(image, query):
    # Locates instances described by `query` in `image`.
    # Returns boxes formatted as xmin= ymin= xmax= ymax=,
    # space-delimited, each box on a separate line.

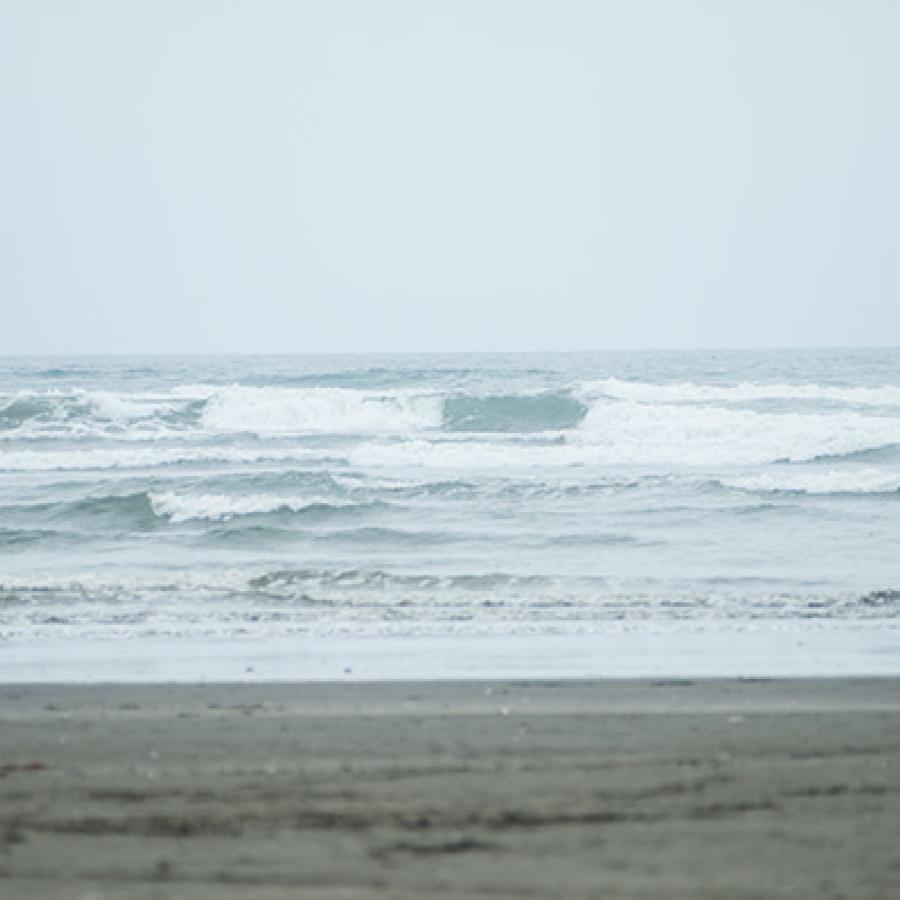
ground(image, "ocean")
xmin=1 ymin=349 xmax=898 ymax=677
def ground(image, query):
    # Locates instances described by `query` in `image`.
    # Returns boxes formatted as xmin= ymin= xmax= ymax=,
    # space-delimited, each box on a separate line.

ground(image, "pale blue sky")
xmin=1 ymin=1 xmax=898 ymax=353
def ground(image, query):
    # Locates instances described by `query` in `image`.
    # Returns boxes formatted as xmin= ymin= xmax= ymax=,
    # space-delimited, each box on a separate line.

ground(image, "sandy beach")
xmin=0 ymin=678 xmax=897 ymax=899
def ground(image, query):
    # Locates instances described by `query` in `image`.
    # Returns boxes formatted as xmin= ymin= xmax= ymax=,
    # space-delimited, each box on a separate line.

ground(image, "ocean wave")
xmin=808 ymin=443 xmax=900 ymax=464
xmin=200 ymin=386 xmax=442 ymax=434
xmin=350 ymin=403 xmax=900 ymax=467
xmin=442 ymin=392 xmax=587 ymax=432
xmin=0 ymin=527 xmax=78 ymax=548
xmin=0 ymin=445 xmax=338 ymax=472
xmin=721 ymin=468 xmax=900 ymax=496
xmin=574 ymin=401 xmax=900 ymax=464
xmin=6 ymin=380 xmax=900 ymax=454
xmin=0 ymin=388 xmax=198 ymax=439
xmin=0 ymin=489 xmax=381 ymax=532
xmin=148 ymin=491 xmax=372 ymax=523
xmin=0 ymin=492 xmax=160 ymax=532
xmin=248 ymin=568 xmax=553 ymax=592
xmin=0 ymin=397 xmax=55 ymax=429
xmin=585 ymin=378 xmax=900 ymax=407
xmin=2 ymin=577 xmax=897 ymax=643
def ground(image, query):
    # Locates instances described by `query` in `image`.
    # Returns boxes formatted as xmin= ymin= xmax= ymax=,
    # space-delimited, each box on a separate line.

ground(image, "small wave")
xmin=30 ymin=366 xmax=96 ymax=379
xmin=721 ymin=468 xmax=900 ymax=496
xmin=539 ymin=532 xmax=640 ymax=547
xmin=808 ymin=443 xmax=900 ymax=464
xmin=0 ymin=445 xmax=338 ymax=472
xmin=585 ymin=378 xmax=900 ymax=407
xmin=0 ymin=527 xmax=72 ymax=547
xmin=0 ymin=493 xmax=160 ymax=532
xmin=248 ymin=568 xmax=551 ymax=592
xmin=311 ymin=527 xmax=466 ymax=546
xmin=148 ymin=491 xmax=374 ymax=523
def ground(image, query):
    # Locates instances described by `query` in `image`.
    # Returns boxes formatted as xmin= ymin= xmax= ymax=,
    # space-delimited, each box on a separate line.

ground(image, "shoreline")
xmin=2 ymin=622 xmax=898 ymax=683
xmin=1 ymin=679 xmax=898 ymax=898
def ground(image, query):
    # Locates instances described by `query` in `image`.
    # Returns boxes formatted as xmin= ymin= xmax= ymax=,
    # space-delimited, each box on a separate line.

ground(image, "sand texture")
xmin=0 ymin=679 xmax=898 ymax=899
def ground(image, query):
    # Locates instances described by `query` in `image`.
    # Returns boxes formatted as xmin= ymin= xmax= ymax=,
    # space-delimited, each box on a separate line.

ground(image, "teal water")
xmin=1 ymin=349 xmax=898 ymax=642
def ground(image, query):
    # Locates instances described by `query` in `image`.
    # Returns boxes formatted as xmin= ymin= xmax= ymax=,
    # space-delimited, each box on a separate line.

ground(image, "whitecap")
xmin=722 ymin=468 xmax=900 ymax=495
xmin=200 ymin=386 xmax=442 ymax=434
xmin=584 ymin=378 xmax=900 ymax=407
xmin=148 ymin=491 xmax=362 ymax=522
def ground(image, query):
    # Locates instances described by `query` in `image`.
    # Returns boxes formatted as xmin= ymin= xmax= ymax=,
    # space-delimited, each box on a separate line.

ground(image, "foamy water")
xmin=1 ymin=350 xmax=898 ymax=670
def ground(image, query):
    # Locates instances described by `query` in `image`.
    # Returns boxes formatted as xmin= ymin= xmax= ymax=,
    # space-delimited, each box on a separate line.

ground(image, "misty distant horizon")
xmin=2 ymin=344 xmax=900 ymax=360
xmin=2 ymin=1 xmax=898 ymax=354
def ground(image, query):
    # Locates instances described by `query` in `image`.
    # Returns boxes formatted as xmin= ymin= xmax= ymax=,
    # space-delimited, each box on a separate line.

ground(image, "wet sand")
xmin=1 ymin=679 xmax=898 ymax=899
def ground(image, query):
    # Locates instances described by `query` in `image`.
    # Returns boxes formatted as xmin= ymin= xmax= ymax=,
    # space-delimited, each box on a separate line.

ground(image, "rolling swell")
xmin=442 ymin=392 xmax=587 ymax=432
xmin=149 ymin=492 xmax=390 ymax=524
xmin=0 ymin=397 xmax=55 ymax=429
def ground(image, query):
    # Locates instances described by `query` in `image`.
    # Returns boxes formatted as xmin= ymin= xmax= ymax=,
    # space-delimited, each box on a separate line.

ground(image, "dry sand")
xmin=0 ymin=679 xmax=898 ymax=899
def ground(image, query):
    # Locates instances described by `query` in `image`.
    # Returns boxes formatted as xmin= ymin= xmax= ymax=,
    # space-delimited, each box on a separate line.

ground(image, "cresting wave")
xmin=5 ymin=384 xmax=900 ymax=468
xmin=148 ymin=492 xmax=374 ymax=523
xmin=200 ymin=386 xmax=443 ymax=434
xmin=1 ymin=386 xmax=588 ymax=437
xmin=349 ymin=406 xmax=900 ymax=467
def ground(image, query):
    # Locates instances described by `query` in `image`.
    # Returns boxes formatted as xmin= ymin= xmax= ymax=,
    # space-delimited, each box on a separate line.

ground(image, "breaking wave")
xmin=148 ymin=492 xmax=376 ymax=523
xmin=586 ymin=378 xmax=900 ymax=407
xmin=721 ymin=468 xmax=900 ymax=496
xmin=0 ymin=445 xmax=339 ymax=472
xmin=350 ymin=403 xmax=900 ymax=468
xmin=200 ymin=386 xmax=442 ymax=434
xmin=6 ymin=382 xmax=900 ymax=464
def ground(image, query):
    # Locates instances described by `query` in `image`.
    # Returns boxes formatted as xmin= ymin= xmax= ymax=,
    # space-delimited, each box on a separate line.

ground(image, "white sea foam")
xmin=0 ymin=445 xmax=335 ymax=472
xmin=350 ymin=403 xmax=900 ymax=468
xmin=585 ymin=378 xmax=900 ymax=407
xmin=84 ymin=391 xmax=177 ymax=421
xmin=0 ymin=389 xmax=192 ymax=441
xmin=149 ymin=492 xmax=358 ymax=522
xmin=722 ymin=468 xmax=900 ymax=495
xmin=200 ymin=386 xmax=442 ymax=434
xmin=574 ymin=401 xmax=900 ymax=464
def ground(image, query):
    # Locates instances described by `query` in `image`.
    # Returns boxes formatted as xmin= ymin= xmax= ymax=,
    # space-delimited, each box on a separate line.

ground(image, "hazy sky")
xmin=1 ymin=1 xmax=898 ymax=354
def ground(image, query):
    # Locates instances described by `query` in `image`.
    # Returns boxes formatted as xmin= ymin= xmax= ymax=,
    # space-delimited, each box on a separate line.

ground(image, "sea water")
xmin=1 ymin=350 xmax=898 ymax=676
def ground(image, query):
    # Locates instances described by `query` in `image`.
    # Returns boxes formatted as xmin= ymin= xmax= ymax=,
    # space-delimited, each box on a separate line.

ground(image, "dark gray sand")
xmin=1 ymin=679 xmax=898 ymax=899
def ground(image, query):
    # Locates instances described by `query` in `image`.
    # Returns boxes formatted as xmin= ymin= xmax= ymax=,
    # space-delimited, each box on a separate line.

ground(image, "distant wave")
xmin=0 ymin=445 xmax=338 ymax=471
xmin=721 ymin=468 xmax=900 ymax=496
xmin=585 ymin=378 xmax=900 ymax=407
xmin=149 ymin=491 xmax=376 ymax=523
xmin=4 ymin=381 xmax=900 ymax=471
